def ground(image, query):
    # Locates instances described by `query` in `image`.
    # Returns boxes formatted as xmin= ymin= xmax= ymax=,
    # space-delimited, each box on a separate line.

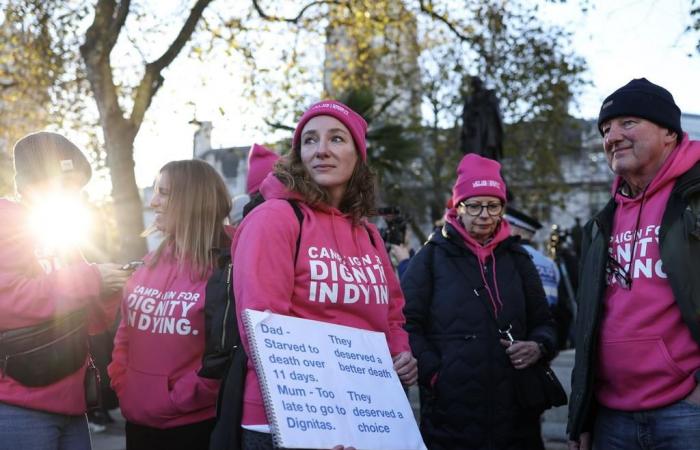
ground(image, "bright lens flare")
xmin=29 ymin=194 xmax=92 ymax=251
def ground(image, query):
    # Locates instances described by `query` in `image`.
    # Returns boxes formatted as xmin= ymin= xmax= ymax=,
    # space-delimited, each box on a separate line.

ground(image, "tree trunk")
xmin=78 ymin=0 xmax=213 ymax=262
xmin=105 ymin=121 xmax=147 ymax=261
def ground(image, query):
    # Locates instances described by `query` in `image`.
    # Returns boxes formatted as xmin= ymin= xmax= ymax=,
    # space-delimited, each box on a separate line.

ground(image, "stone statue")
xmin=460 ymin=76 xmax=503 ymax=161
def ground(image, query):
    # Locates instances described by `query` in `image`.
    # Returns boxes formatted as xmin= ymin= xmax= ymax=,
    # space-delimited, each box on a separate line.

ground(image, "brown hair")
xmin=274 ymin=148 xmax=376 ymax=224
xmin=145 ymin=160 xmax=232 ymax=280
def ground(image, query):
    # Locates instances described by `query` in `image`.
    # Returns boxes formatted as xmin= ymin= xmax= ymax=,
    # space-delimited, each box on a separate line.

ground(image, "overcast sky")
xmin=541 ymin=0 xmax=700 ymax=117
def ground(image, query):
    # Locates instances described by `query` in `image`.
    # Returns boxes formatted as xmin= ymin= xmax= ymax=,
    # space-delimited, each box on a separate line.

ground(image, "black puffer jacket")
xmin=402 ymin=225 xmax=556 ymax=450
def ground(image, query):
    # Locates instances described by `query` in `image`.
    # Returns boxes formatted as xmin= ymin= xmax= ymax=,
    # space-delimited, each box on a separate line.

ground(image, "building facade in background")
xmin=141 ymin=113 xmax=700 ymax=253
xmin=543 ymin=113 xmax=700 ymax=238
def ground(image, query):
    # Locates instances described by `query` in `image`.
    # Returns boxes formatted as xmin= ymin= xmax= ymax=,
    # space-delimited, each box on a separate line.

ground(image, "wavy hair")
xmin=144 ymin=160 xmax=232 ymax=280
xmin=274 ymin=149 xmax=376 ymax=224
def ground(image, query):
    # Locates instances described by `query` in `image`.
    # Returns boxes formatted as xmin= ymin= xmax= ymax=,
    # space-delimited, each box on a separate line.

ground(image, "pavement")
xmin=91 ymin=399 xmax=571 ymax=450
xmin=91 ymin=352 xmax=576 ymax=450
xmin=91 ymin=409 xmax=126 ymax=450
xmin=92 ymin=348 xmax=578 ymax=450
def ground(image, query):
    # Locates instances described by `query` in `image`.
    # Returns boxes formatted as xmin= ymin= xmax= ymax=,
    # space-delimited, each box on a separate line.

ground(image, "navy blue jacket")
xmin=402 ymin=225 xmax=556 ymax=450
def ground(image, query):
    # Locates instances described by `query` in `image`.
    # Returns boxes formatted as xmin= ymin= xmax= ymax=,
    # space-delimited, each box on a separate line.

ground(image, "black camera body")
xmin=378 ymin=206 xmax=407 ymax=248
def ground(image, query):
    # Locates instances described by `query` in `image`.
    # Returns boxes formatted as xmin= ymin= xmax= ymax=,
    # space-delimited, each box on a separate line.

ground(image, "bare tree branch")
xmin=106 ymin=0 xmax=131 ymax=51
xmin=0 ymin=80 xmax=18 ymax=91
xmin=124 ymin=24 xmax=148 ymax=64
xmin=374 ymin=93 xmax=401 ymax=118
xmin=251 ymin=0 xmax=347 ymax=23
xmin=80 ymin=0 xmax=127 ymax=131
xmin=418 ymin=0 xmax=470 ymax=41
xmin=263 ymin=118 xmax=295 ymax=131
xmin=130 ymin=0 xmax=213 ymax=127
xmin=149 ymin=0 xmax=212 ymax=72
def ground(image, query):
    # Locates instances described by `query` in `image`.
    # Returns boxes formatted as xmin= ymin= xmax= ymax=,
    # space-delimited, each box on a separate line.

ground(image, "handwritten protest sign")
xmin=242 ymin=309 xmax=425 ymax=450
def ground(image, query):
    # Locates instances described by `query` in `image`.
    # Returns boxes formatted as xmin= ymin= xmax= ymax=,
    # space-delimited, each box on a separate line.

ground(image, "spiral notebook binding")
xmin=242 ymin=309 xmax=284 ymax=448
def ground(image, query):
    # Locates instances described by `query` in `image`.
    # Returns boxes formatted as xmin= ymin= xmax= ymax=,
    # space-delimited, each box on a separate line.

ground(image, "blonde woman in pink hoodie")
xmin=109 ymin=160 xmax=232 ymax=450
xmin=231 ymin=100 xmax=417 ymax=450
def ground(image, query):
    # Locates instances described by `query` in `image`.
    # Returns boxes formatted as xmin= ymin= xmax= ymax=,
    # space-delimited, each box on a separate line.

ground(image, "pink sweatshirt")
xmin=232 ymin=175 xmax=410 ymax=426
xmin=596 ymin=135 xmax=700 ymax=410
xmin=0 ymin=199 xmax=116 ymax=415
xmin=109 ymin=245 xmax=221 ymax=428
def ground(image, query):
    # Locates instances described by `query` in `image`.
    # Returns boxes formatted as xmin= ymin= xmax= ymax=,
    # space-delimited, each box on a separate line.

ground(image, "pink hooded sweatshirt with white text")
xmin=232 ymin=174 xmax=410 ymax=426
xmin=0 ymin=199 xmax=117 ymax=415
xmin=109 ymin=245 xmax=221 ymax=428
xmin=596 ymin=134 xmax=700 ymax=410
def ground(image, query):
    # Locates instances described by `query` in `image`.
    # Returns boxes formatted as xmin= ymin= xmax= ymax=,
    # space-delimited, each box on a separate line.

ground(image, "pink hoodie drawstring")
xmin=490 ymin=255 xmax=504 ymax=314
xmin=475 ymin=248 xmax=504 ymax=316
xmin=443 ymin=208 xmax=511 ymax=316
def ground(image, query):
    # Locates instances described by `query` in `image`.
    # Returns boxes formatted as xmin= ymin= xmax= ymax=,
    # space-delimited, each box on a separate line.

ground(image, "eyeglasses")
xmin=605 ymin=255 xmax=632 ymax=289
xmin=458 ymin=201 xmax=504 ymax=217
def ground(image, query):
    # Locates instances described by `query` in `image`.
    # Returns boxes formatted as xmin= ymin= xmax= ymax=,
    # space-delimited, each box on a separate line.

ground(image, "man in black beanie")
xmin=567 ymin=78 xmax=700 ymax=450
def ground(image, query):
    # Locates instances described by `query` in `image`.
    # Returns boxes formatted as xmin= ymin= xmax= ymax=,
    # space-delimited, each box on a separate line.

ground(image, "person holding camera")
xmin=401 ymin=153 xmax=556 ymax=450
xmin=378 ymin=207 xmax=414 ymax=277
xmin=0 ymin=132 xmax=130 ymax=450
xmin=108 ymin=160 xmax=233 ymax=450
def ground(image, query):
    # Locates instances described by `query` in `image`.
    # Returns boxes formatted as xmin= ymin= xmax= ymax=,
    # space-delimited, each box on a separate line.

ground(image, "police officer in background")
xmin=505 ymin=208 xmax=559 ymax=307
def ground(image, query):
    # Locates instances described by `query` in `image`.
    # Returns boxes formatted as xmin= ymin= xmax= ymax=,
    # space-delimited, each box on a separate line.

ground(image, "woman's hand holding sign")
xmin=393 ymin=351 xmax=418 ymax=386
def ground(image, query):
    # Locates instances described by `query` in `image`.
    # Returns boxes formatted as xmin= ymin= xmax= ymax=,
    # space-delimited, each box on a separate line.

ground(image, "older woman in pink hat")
xmin=401 ymin=154 xmax=557 ymax=450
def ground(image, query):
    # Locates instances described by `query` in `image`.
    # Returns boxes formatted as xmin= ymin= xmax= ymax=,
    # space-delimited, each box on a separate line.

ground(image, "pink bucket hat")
xmin=292 ymin=100 xmax=368 ymax=161
xmin=246 ymin=143 xmax=279 ymax=194
xmin=452 ymin=154 xmax=507 ymax=206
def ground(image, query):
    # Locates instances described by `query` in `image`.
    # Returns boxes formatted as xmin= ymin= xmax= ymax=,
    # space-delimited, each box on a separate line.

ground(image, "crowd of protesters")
xmin=1 ymin=78 xmax=699 ymax=450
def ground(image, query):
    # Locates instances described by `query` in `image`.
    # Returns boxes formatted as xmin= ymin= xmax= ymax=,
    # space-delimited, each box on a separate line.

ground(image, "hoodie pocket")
xmin=169 ymin=369 xmax=220 ymax=415
xmin=598 ymin=336 xmax=689 ymax=397
xmin=119 ymin=367 xmax=179 ymax=424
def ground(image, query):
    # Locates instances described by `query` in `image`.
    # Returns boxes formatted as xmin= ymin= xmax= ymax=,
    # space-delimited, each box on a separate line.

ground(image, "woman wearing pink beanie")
xmin=401 ymin=153 xmax=557 ymax=450
xmin=245 ymin=144 xmax=279 ymax=195
xmin=230 ymin=100 xmax=417 ymax=450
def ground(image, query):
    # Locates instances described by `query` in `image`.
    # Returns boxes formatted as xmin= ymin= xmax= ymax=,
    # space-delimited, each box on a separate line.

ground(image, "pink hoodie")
xmin=109 ymin=244 xmax=222 ymax=428
xmin=596 ymin=134 xmax=700 ymax=410
xmin=232 ymin=174 xmax=410 ymax=426
xmin=444 ymin=208 xmax=512 ymax=315
xmin=0 ymin=199 xmax=116 ymax=415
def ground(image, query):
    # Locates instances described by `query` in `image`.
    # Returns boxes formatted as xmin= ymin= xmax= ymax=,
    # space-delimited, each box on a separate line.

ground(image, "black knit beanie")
xmin=597 ymin=78 xmax=682 ymax=137
xmin=13 ymin=131 xmax=92 ymax=193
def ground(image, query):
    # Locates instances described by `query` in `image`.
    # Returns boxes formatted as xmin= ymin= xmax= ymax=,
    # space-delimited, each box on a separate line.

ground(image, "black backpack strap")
xmin=242 ymin=192 xmax=265 ymax=217
xmin=285 ymin=199 xmax=304 ymax=264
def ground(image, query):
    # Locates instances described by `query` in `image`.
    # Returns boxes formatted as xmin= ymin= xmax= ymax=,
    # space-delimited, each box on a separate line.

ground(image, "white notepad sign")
xmin=242 ymin=309 xmax=426 ymax=450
